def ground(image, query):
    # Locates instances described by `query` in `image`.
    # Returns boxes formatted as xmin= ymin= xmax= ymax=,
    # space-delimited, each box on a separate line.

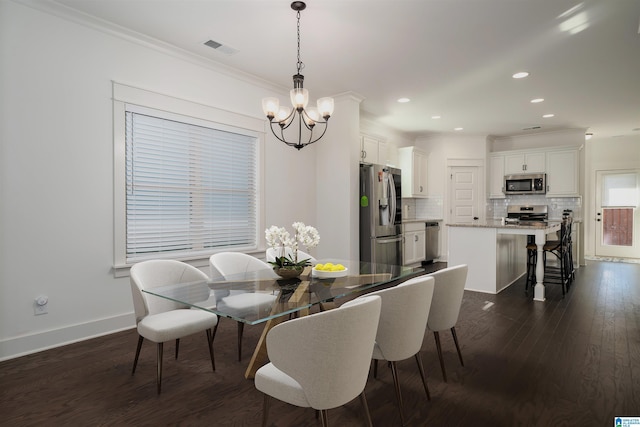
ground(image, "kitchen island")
xmin=447 ymin=220 xmax=561 ymax=301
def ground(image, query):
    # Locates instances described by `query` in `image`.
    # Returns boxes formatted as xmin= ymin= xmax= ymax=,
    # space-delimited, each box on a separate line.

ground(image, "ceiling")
xmin=47 ymin=0 xmax=640 ymax=140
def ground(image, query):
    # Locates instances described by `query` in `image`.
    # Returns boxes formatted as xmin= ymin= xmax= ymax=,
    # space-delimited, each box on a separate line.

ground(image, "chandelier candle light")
xmin=261 ymin=1 xmax=334 ymax=150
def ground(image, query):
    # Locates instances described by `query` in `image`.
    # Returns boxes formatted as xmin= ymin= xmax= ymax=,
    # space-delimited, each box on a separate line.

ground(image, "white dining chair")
xmin=363 ymin=274 xmax=435 ymax=425
xmin=209 ymin=252 xmax=278 ymax=361
xmin=265 ymin=247 xmax=317 ymax=264
xmin=129 ymin=259 xmax=219 ymax=394
xmin=426 ymin=264 xmax=468 ymax=382
xmin=254 ymin=295 xmax=382 ymax=427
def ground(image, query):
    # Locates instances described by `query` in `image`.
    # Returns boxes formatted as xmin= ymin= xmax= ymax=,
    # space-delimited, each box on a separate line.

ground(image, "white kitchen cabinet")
xmin=360 ymin=135 xmax=390 ymax=165
xmin=504 ymin=151 xmax=545 ymax=174
xmin=546 ymin=148 xmax=579 ymax=197
xmin=360 ymin=135 xmax=379 ymax=164
xmin=489 ymin=153 xmax=506 ymax=198
xmin=398 ymin=146 xmax=428 ymax=198
xmin=403 ymin=222 xmax=426 ymax=265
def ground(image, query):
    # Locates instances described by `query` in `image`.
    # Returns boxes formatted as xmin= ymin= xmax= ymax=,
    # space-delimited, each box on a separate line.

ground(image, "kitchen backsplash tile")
xmin=424 ymin=196 xmax=444 ymax=219
xmin=488 ymin=195 xmax=582 ymax=220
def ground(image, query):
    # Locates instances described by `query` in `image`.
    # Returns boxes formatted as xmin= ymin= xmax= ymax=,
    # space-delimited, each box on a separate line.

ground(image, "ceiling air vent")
xmin=522 ymin=126 xmax=542 ymax=131
xmin=204 ymin=39 xmax=238 ymax=55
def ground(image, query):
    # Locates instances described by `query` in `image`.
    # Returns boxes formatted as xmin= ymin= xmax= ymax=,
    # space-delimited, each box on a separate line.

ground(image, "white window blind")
xmin=602 ymin=172 xmax=639 ymax=207
xmin=125 ymin=110 xmax=258 ymax=262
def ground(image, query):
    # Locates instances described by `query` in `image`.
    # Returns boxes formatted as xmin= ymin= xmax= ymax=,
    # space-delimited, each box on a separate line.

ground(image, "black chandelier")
xmin=261 ymin=1 xmax=334 ymax=150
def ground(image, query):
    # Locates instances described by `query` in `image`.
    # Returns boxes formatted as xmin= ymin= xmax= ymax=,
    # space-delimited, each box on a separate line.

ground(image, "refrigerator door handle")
xmin=388 ymin=172 xmax=397 ymax=225
xmin=376 ymin=236 xmax=403 ymax=244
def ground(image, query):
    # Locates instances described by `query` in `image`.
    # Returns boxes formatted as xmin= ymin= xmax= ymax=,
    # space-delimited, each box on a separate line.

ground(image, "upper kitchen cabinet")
xmin=360 ymin=135 xmax=391 ymax=165
xmin=398 ymin=146 xmax=428 ymax=198
xmin=489 ymin=153 xmax=506 ymax=199
xmin=504 ymin=150 xmax=545 ymax=174
xmin=489 ymin=146 xmax=581 ymax=198
xmin=546 ymin=148 xmax=579 ymax=197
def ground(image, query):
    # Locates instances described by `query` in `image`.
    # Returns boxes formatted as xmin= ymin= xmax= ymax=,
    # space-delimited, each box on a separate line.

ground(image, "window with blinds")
xmin=124 ymin=109 xmax=258 ymax=263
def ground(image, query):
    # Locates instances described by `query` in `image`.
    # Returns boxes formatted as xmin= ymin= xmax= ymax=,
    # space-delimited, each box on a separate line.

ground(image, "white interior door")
xmin=595 ymin=169 xmax=640 ymax=259
xmin=449 ymin=166 xmax=480 ymax=223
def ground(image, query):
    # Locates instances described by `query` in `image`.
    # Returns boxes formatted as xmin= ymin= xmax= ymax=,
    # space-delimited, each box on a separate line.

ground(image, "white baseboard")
xmin=0 ymin=312 xmax=135 ymax=362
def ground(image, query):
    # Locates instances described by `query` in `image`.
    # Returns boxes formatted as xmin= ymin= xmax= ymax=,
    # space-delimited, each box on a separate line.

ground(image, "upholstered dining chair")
xmin=129 ymin=260 xmax=219 ymax=394
xmin=363 ymin=275 xmax=435 ymax=426
xmin=254 ymin=295 xmax=382 ymax=427
xmin=265 ymin=247 xmax=317 ymax=264
xmin=426 ymin=264 xmax=468 ymax=382
xmin=209 ymin=252 xmax=277 ymax=361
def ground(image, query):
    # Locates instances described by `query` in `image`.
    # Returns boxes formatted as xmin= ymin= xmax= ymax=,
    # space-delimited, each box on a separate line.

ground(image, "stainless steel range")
xmin=506 ymin=205 xmax=549 ymax=225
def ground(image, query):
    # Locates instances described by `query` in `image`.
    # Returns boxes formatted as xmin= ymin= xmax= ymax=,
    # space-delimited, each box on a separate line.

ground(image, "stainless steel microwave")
xmin=504 ymin=173 xmax=546 ymax=195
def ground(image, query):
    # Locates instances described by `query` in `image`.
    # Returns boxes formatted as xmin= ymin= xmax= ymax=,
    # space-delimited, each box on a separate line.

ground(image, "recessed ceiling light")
xmin=542 ymin=114 xmax=555 ymax=118
xmin=512 ymin=71 xmax=529 ymax=79
xmin=397 ymin=98 xmax=410 ymax=103
xmin=531 ymin=98 xmax=544 ymax=103
xmin=431 ymin=115 xmax=441 ymax=119
xmin=454 ymin=127 xmax=463 ymax=131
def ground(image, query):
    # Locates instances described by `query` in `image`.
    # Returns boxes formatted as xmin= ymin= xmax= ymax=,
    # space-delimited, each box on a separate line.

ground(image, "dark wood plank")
xmin=1 ymin=260 xmax=639 ymax=426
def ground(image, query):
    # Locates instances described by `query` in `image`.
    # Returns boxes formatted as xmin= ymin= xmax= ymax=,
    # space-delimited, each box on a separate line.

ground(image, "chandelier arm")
xmin=268 ymin=121 xmax=299 ymax=148
xmin=297 ymin=112 xmax=304 ymax=146
xmin=304 ymin=122 xmax=329 ymax=146
xmin=300 ymin=109 xmax=329 ymax=125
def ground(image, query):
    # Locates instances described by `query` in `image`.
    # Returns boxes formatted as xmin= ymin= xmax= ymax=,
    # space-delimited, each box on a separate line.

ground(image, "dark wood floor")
xmin=1 ymin=260 xmax=639 ymax=426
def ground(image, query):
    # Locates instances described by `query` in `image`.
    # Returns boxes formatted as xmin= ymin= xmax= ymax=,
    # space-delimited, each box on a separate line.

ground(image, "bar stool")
xmin=525 ymin=219 xmax=571 ymax=296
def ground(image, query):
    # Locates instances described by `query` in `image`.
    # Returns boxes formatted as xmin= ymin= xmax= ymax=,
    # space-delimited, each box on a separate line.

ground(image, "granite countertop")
xmin=446 ymin=219 xmax=562 ymax=229
xmin=403 ymin=218 xmax=443 ymax=223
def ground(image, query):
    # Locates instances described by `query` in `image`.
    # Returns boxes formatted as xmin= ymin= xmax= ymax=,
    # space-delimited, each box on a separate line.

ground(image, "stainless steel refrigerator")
xmin=359 ymin=163 xmax=403 ymax=266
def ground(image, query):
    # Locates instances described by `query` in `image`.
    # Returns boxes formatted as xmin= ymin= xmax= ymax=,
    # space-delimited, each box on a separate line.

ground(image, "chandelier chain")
xmin=296 ymin=9 xmax=303 ymax=74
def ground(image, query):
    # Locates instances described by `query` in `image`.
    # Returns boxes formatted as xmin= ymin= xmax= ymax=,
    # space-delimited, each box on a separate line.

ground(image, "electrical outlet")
xmin=34 ymin=295 xmax=48 ymax=315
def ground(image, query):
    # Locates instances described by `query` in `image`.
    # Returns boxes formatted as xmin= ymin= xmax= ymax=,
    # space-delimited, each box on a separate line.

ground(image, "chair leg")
xmin=360 ymin=391 xmax=373 ymax=427
xmin=433 ymin=331 xmax=447 ymax=382
xmin=175 ymin=338 xmax=180 ymax=359
xmin=132 ymin=335 xmax=144 ymax=375
xmin=237 ymin=321 xmax=244 ymax=362
xmin=206 ymin=328 xmax=216 ymax=372
xmin=261 ymin=394 xmax=270 ymax=427
xmin=156 ymin=342 xmax=164 ymax=394
xmin=414 ymin=353 xmax=431 ymax=401
xmin=373 ymin=359 xmax=378 ymax=379
xmin=389 ymin=361 xmax=406 ymax=426
xmin=319 ymin=409 xmax=330 ymax=427
xmin=450 ymin=327 xmax=464 ymax=367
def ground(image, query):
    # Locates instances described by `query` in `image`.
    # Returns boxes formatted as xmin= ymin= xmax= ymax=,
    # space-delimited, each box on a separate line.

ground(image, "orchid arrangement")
xmin=265 ymin=222 xmax=320 ymax=268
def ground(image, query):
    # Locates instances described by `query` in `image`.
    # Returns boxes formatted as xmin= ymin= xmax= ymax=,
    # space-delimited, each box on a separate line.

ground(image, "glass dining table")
xmin=142 ymin=259 xmax=420 ymax=379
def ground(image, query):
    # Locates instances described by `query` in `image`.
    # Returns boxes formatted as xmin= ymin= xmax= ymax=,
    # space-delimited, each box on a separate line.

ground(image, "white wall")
xmin=0 ymin=1 xmax=328 ymax=360
xmin=413 ymin=134 xmax=489 ymax=260
xmin=416 ymin=134 xmax=488 ymax=199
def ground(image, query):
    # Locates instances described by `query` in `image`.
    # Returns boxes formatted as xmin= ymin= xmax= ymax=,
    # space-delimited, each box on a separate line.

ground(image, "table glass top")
xmin=142 ymin=259 xmax=418 ymax=325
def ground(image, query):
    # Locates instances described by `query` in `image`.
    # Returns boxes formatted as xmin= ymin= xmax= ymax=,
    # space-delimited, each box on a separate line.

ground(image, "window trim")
xmin=112 ymin=82 xmax=266 ymax=277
